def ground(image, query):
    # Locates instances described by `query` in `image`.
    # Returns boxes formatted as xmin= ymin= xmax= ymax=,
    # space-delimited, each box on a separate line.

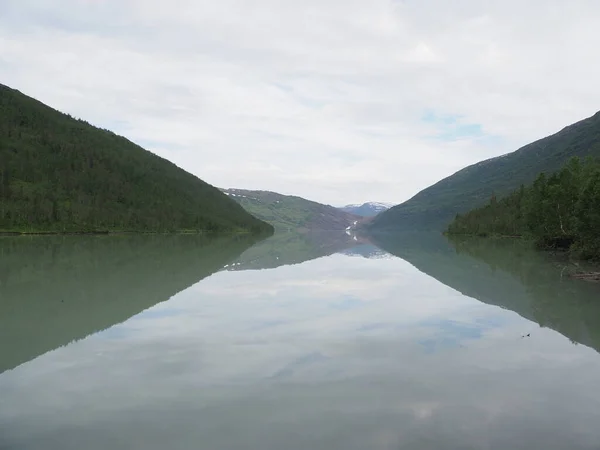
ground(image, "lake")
xmin=1 ymin=232 xmax=600 ymax=450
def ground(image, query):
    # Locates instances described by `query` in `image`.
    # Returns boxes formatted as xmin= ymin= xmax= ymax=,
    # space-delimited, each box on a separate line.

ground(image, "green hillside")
xmin=370 ymin=111 xmax=600 ymax=232
xmin=447 ymin=157 xmax=600 ymax=259
xmin=0 ymin=84 xmax=272 ymax=233
xmin=222 ymin=188 xmax=362 ymax=231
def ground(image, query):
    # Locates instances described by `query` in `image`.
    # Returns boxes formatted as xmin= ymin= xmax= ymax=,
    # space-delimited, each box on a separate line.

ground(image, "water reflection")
xmin=225 ymin=231 xmax=372 ymax=271
xmin=373 ymin=232 xmax=600 ymax=354
xmin=1 ymin=232 xmax=600 ymax=449
xmin=0 ymin=234 xmax=263 ymax=373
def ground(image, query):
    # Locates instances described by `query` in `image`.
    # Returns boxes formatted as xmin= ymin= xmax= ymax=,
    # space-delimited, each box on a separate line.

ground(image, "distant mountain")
xmin=369 ymin=111 xmax=600 ymax=232
xmin=222 ymin=188 xmax=363 ymax=231
xmin=340 ymin=202 xmax=393 ymax=217
xmin=0 ymin=84 xmax=272 ymax=234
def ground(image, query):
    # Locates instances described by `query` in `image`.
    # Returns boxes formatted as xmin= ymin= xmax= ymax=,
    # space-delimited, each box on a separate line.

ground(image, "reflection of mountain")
xmin=226 ymin=231 xmax=373 ymax=271
xmin=0 ymin=234 xmax=262 ymax=373
xmin=372 ymin=232 xmax=600 ymax=353
xmin=340 ymin=244 xmax=389 ymax=259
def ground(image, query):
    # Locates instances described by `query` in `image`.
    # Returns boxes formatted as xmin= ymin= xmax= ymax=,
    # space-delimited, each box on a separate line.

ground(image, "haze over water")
xmin=2 ymin=233 xmax=600 ymax=450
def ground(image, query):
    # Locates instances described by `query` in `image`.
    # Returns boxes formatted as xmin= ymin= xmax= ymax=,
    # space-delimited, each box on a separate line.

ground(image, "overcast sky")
xmin=1 ymin=1 xmax=600 ymax=206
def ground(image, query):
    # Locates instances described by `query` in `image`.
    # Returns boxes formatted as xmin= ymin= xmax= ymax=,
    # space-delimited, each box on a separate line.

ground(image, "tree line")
xmin=447 ymin=157 xmax=600 ymax=260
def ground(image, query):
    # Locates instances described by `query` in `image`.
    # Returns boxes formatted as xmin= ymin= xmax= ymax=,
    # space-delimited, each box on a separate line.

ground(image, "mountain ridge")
xmin=369 ymin=110 xmax=600 ymax=232
xmin=0 ymin=83 xmax=272 ymax=233
xmin=222 ymin=188 xmax=364 ymax=231
xmin=340 ymin=202 xmax=393 ymax=217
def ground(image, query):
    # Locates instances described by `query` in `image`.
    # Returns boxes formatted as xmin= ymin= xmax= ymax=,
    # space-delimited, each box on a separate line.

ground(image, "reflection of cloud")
xmin=330 ymin=296 xmax=364 ymax=310
xmin=97 ymin=326 xmax=132 ymax=341
xmin=3 ymin=250 xmax=600 ymax=449
xmin=270 ymin=352 xmax=330 ymax=379
xmin=249 ymin=319 xmax=290 ymax=331
xmin=425 ymin=319 xmax=484 ymax=338
xmin=133 ymin=308 xmax=183 ymax=320
xmin=418 ymin=337 xmax=463 ymax=353
xmin=357 ymin=323 xmax=390 ymax=332
xmin=411 ymin=401 xmax=441 ymax=420
xmin=416 ymin=319 xmax=496 ymax=353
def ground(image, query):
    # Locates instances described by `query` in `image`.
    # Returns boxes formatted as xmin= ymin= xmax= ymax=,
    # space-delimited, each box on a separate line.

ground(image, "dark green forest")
xmin=0 ymin=84 xmax=272 ymax=233
xmin=370 ymin=110 xmax=600 ymax=232
xmin=447 ymin=157 xmax=600 ymax=259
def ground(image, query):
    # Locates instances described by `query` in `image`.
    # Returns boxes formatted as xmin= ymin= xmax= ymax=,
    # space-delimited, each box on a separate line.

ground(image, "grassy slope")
xmin=222 ymin=188 xmax=362 ymax=231
xmin=0 ymin=84 xmax=272 ymax=233
xmin=370 ymin=111 xmax=600 ymax=232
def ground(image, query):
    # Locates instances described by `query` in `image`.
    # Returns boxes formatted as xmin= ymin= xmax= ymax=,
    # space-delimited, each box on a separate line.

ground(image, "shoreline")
xmin=0 ymin=229 xmax=267 ymax=237
xmin=0 ymin=230 xmax=111 ymax=236
xmin=446 ymin=232 xmax=600 ymax=283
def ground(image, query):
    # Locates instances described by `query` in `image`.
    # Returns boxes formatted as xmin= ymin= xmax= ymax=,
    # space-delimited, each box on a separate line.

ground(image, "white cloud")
xmin=1 ymin=0 xmax=600 ymax=205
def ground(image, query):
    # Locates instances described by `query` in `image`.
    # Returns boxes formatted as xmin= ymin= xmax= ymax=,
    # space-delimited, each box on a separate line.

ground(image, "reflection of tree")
xmin=448 ymin=236 xmax=600 ymax=348
xmin=0 ymin=234 xmax=263 ymax=372
xmin=373 ymin=232 xmax=600 ymax=353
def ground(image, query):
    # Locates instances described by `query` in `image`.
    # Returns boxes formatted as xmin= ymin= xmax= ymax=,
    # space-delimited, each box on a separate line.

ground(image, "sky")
xmin=1 ymin=1 xmax=600 ymax=206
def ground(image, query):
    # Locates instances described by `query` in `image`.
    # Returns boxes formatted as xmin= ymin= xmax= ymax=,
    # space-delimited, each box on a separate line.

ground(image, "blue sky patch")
xmin=421 ymin=109 xmax=486 ymax=141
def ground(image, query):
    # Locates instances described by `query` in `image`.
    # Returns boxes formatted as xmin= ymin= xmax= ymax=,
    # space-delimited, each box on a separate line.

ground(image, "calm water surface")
xmin=1 ymin=233 xmax=600 ymax=449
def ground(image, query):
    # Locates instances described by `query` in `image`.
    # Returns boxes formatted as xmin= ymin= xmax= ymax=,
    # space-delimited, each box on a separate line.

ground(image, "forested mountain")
xmin=447 ymin=157 xmax=600 ymax=259
xmin=339 ymin=202 xmax=392 ymax=217
xmin=0 ymin=84 xmax=272 ymax=233
xmin=369 ymin=111 xmax=600 ymax=232
xmin=222 ymin=188 xmax=363 ymax=231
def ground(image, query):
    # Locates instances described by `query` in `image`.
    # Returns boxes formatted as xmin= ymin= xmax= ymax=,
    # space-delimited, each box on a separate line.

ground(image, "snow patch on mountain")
xmin=339 ymin=202 xmax=395 ymax=217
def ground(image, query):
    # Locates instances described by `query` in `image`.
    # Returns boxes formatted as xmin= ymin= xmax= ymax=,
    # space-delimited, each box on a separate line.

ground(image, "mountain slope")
xmin=340 ymin=202 xmax=392 ymax=217
xmin=370 ymin=111 xmax=600 ymax=232
xmin=222 ymin=188 xmax=362 ymax=231
xmin=0 ymin=84 xmax=272 ymax=233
